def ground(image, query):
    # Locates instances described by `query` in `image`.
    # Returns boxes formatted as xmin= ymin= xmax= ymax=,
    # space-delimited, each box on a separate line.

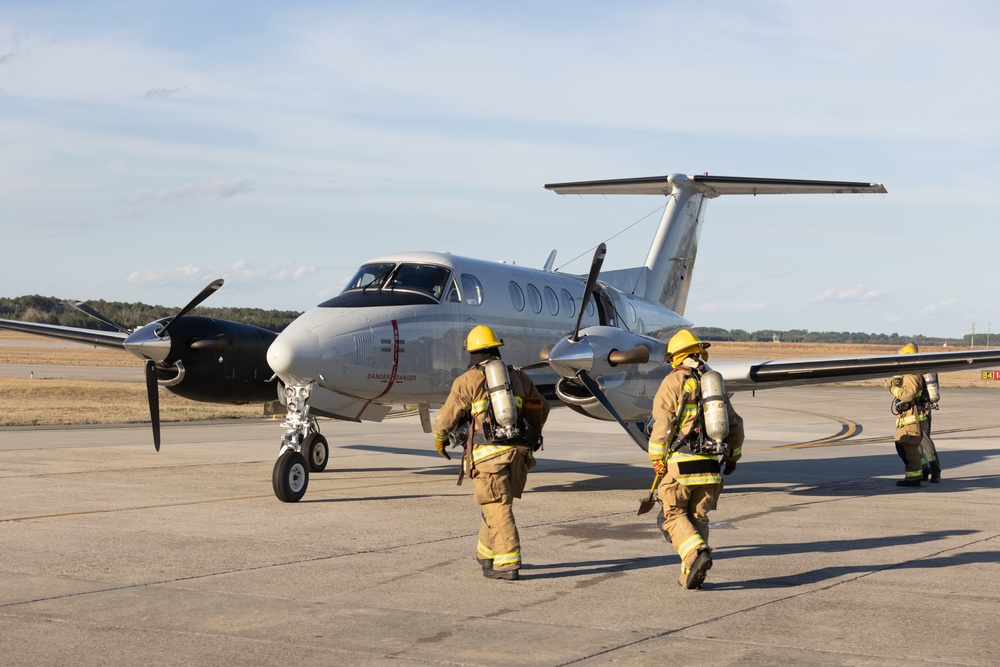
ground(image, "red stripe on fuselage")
xmin=355 ymin=319 xmax=399 ymax=419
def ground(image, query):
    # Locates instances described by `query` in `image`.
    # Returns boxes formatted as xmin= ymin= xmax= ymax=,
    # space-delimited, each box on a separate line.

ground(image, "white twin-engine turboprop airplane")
xmin=5 ymin=173 xmax=1000 ymax=503
xmin=261 ymin=173 xmax=1000 ymax=502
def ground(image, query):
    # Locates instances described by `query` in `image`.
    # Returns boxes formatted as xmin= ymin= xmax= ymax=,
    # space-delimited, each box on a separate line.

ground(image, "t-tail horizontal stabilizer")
xmin=545 ymin=173 xmax=886 ymax=316
xmin=544 ymin=174 xmax=887 ymax=197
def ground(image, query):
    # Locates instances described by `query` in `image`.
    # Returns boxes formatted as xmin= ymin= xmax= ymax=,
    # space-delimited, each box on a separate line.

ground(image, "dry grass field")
xmin=0 ymin=331 xmax=265 ymax=426
xmin=0 ymin=331 xmax=996 ymax=427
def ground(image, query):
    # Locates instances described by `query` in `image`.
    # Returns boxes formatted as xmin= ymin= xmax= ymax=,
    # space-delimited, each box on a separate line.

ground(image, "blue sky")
xmin=2 ymin=1 xmax=998 ymax=339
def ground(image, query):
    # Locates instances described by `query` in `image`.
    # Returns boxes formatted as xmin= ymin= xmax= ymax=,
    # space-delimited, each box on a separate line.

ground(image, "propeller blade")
xmin=516 ymin=360 xmax=552 ymax=372
xmin=576 ymin=370 xmax=649 ymax=450
xmin=67 ymin=300 xmax=131 ymax=334
xmin=571 ymin=243 xmax=606 ymax=342
xmin=144 ymin=360 xmax=161 ymax=451
xmin=159 ymin=278 xmax=224 ymax=337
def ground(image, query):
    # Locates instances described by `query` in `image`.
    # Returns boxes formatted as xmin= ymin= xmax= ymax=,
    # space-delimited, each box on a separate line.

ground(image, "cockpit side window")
xmin=460 ymin=274 xmax=483 ymax=306
xmin=445 ymin=278 xmax=461 ymax=303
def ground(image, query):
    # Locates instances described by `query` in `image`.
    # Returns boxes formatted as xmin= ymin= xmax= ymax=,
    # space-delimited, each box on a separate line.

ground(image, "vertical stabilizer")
xmin=545 ymin=174 xmax=885 ymax=315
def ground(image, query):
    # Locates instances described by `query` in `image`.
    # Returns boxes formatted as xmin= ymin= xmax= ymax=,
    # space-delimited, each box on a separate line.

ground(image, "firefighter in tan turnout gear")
xmin=890 ymin=342 xmax=937 ymax=487
xmin=433 ymin=325 xmax=550 ymax=581
xmin=648 ymin=330 xmax=744 ymax=590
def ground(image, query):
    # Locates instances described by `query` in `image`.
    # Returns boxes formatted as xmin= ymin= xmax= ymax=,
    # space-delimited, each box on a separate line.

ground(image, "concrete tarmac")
xmin=1 ymin=385 xmax=999 ymax=666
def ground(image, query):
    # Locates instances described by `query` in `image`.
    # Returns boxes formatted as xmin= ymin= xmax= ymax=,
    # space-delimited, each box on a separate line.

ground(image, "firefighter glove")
xmin=652 ymin=460 xmax=666 ymax=476
xmin=723 ymin=461 xmax=737 ymax=475
xmin=434 ymin=438 xmax=451 ymax=460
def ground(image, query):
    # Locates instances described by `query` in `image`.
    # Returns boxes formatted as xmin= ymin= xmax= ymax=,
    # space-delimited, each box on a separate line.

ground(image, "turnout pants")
xmin=920 ymin=413 xmax=941 ymax=473
xmin=472 ymin=446 xmax=530 ymax=571
xmin=657 ymin=470 xmax=722 ymax=571
xmin=895 ymin=434 xmax=924 ymax=480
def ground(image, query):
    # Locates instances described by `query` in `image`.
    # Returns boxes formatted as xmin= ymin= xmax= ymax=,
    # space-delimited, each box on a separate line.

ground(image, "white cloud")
xmin=126 ymin=265 xmax=209 ymax=286
xmin=130 ymin=178 xmax=255 ymax=205
xmin=126 ymin=261 xmax=318 ymax=289
xmin=810 ymin=285 xmax=894 ymax=303
xmin=697 ymin=301 xmax=768 ymax=314
xmin=139 ymin=86 xmax=187 ymax=102
xmin=920 ymin=299 xmax=958 ymax=316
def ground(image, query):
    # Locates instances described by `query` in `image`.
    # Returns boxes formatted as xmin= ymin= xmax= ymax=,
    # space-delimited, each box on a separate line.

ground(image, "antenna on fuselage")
xmin=543 ymin=250 xmax=557 ymax=272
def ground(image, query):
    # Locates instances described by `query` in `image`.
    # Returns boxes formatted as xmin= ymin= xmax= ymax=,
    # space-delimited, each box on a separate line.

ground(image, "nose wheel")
xmin=304 ymin=433 xmax=329 ymax=472
xmin=272 ymin=449 xmax=309 ymax=503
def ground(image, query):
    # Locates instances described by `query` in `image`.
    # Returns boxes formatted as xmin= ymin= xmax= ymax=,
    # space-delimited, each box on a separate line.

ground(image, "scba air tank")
xmin=483 ymin=359 xmax=519 ymax=436
xmin=700 ymin=370 xmax=730 ymax=443
xmin=923 ymin=372 xmax=940 ymax=404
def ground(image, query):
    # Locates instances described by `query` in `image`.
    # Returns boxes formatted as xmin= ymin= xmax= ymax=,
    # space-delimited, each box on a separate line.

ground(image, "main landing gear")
xmin=272 ymin=383 xmax=329 ymax=503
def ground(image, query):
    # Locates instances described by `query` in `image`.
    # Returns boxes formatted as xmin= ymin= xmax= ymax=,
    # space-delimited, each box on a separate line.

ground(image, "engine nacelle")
xmin=142 ymin=317 xmax=278 ymax=404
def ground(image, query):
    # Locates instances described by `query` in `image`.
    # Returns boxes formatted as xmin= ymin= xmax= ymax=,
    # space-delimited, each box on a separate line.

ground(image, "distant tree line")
xmin=0 ymin=295 xmax=987 ymax=346
xmin=692 ymin=327 xmax=972 ymax=347
xmin=0 ymin=295 xmax=302 ymax=333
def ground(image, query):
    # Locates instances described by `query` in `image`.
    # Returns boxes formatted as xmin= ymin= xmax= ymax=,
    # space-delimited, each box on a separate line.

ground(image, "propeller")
xmin=74 ymin=279 xmax=225 ymax=451
xmin=525 ymin=244 xmax=654 ymax=449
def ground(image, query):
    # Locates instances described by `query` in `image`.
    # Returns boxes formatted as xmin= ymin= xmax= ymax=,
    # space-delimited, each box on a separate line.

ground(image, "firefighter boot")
xmin=484 ymin=568 xmax=519 ymax=581
xmin=929 ymin=463 xmax=941 ymax=483
xmin=477 ymin=558 xmax=494 ymax=575
xmin=680 ymin=547 xmax=713 ymax=590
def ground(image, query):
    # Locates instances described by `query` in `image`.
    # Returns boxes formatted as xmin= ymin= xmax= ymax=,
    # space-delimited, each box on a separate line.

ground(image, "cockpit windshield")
xmin=336 ymin=262 xmax=452 ymax=302
xmin=388 ymin=263 xmax=451 ymax=300
xmin=346 ymin=263 xmax=396 ymax=291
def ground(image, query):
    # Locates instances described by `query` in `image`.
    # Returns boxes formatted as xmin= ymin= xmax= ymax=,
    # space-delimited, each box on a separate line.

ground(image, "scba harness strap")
xmin=669 ymin=368 xmax=727 ymax=457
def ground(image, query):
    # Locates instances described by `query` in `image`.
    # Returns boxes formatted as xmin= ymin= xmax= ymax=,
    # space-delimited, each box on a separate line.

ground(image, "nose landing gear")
xmin=272 ymin=383 xmax=328 ymax=502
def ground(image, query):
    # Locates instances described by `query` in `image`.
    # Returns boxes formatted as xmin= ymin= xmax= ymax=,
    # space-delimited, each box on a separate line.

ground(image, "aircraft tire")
xmin=305 ymin=434 xmax=329 ymax=473
xmin=272 ymin=450 xmax=309 ymax=503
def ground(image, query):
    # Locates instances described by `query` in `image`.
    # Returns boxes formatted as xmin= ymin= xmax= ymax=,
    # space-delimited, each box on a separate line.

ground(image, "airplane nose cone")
xmin=268 ymin=325 xmax=324 ymax=385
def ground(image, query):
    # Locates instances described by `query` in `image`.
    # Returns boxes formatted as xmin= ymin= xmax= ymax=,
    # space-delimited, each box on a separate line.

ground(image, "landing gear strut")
xmin=272 ymin=383 xmax=326 ymax=502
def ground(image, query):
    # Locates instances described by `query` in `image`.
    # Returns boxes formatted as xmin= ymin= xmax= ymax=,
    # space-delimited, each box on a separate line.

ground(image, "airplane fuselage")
xmin=267 ymin=251 xmax=691 ymax=422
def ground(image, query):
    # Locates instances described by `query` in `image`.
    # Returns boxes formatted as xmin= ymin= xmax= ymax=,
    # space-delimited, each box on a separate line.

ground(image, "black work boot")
xmin=484 ymin=568 xmax=519 ymax=581
xmin=929 ymin=465 xmax=942 ymax=483
xmin=896 ymin=478 xmax=922 ymax=487
xmin=921 ymin=467 xmax=931 ymax=481
xmin=477 ymin=558 xmax=493 ymax=575
xmin=684 ymin=547 xmax=713 ymax=590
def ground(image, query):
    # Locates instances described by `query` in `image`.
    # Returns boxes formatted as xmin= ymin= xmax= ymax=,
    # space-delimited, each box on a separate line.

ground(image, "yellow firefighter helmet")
xmin=465 ymin=325 xmax=504 ymax=352
xmin=898 ymin=342 xmax=918 ymax=354
xmin=666 ymin=329 xmax=710 ymax=367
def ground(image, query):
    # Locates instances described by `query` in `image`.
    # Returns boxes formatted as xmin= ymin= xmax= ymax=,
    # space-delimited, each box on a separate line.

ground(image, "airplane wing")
xmin=0 ymin=318 xmax=127 ymax=350
xmin=545 ymin=174 xmax=887 ymax=197
xmin=711 ymin=348 xmax=1000 ymax=391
